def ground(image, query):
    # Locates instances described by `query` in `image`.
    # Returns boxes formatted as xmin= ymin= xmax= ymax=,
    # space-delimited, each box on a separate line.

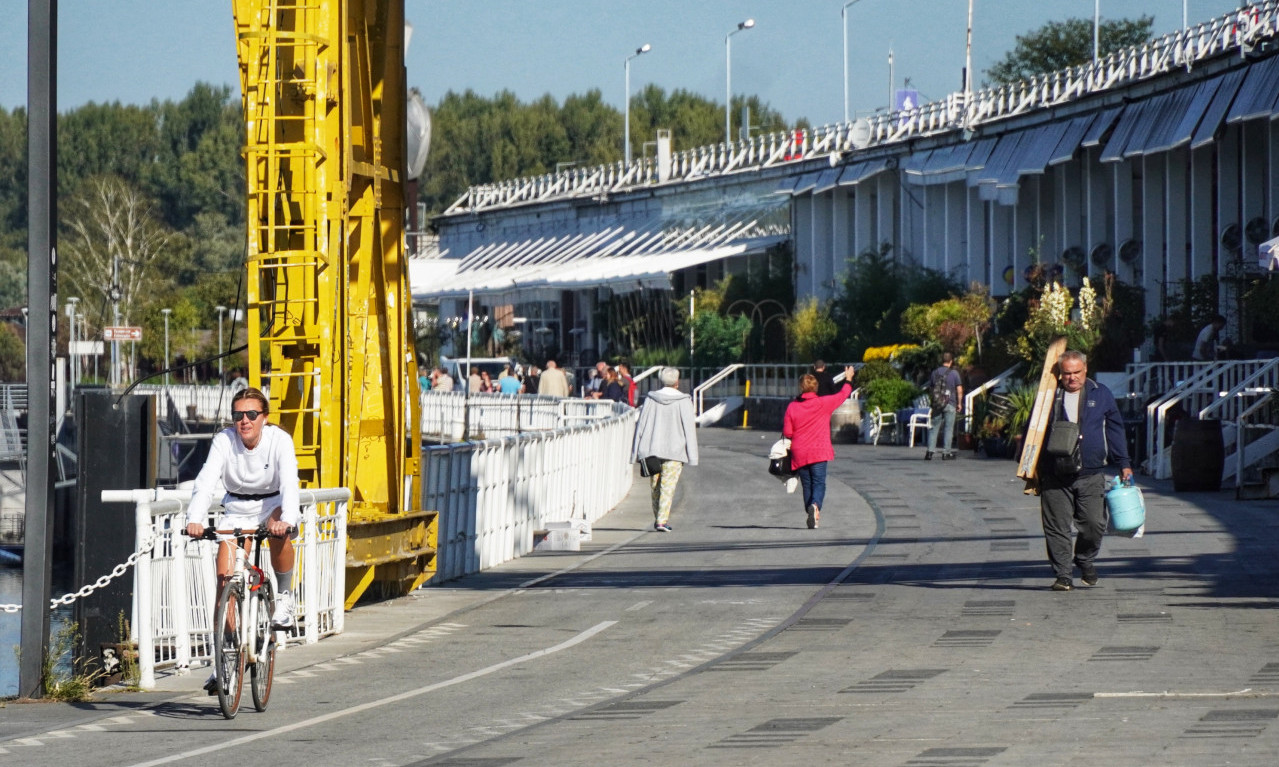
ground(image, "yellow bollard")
xmin=741 ymin=379 xmax=751 ymax=428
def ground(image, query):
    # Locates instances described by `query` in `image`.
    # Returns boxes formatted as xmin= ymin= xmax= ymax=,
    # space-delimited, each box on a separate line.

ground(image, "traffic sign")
xmin=103 ymin=326 xmax=143 ymax=341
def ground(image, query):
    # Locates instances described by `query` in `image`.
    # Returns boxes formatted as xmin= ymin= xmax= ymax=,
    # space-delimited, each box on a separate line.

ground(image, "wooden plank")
xmin=1017 ymin=336 xmax=1069 ymax=491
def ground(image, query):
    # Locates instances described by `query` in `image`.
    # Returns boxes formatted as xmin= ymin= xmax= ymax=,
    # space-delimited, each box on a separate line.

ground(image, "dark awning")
xmin=1081 ymin=106 xmax=1122 ymax=148
xmin=1048 ymin=114 xmax=1097 ymax=166
xmin=1192 ymin=68 xmax=1247 ymax=149
xmin=1124 ymin=91 xmax=1183 ymax=158
xmin=1154 ymin=78 xmax=1222 ymax=153
xmin=811 ymin=167 xmax=843 ymax=195
xmin=970 ymin=132 xmax=1022 ymax=188
xmin=1017 ymin=122 xmax=1070 ymax=175
xmin=1101 ymin=100 xmax=1152 ymax=162
xmin=1227 ymin=54 xmax=1279 ymax=123
xmin=837 ymin=158 xmax=891 ymax=186
xmin=790 ymin=171 xmax=822 ymax=195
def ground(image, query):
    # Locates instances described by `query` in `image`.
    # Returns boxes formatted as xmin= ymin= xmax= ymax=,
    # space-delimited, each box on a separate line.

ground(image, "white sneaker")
xmin=271 ymin=591 xmax=295 ymax=629
xmin=785 ymin=477 xmax=799 ymax=494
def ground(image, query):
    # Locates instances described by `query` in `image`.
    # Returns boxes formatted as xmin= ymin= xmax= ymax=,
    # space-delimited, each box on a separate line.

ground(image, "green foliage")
xmin=720 ymin=243 xmax=795 ymax=362
xmin=1089 ymin=274 xmax=1147 ymax=371
xmin=831 ymin=244 xmax=960 ymax=359
xmin=1244 ymin=277 xmax=1279 ymax=343
xmin=0 ymin=322 xmax=23 ymax=381
xmin=419 ymin=85 xmax=800 ymax=216
xmin=864 ymin=377 xmax=921 ymax=414
xmin=631 ymin=346 xmax=689 ymax=368
xmin=1003 ymin=382 xmax=1039 ymax=435
xmin=42 ymin=622 xmax=102 ymax=702
xmin=690 ymin=310 xmax=752 ymax=367
xmin=900 ymin=283 xmax=996 ymax=363
xmin=853 ymin=359 xmax=901 ymax=390
xmin=785 ymin=297 xmax=838 ymax=363
xmin=985 ymin=16 xmax=1155 ymax=86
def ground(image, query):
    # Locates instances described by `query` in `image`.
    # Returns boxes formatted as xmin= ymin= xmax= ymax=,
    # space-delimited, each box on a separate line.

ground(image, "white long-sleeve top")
xmin=185 ymin=424 xmax=301 ymax=527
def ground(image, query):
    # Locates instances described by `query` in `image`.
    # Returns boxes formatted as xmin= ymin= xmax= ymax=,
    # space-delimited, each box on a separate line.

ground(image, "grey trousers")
xmin=1039 ymin=472 xmax=1107 ymax=578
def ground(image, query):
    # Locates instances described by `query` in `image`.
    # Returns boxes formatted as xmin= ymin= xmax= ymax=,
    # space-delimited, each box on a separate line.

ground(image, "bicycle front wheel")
xmin=213 ymin=580 xmax=245 ymax=719
xmin=250 ymin=579 xmax=276 ymax=711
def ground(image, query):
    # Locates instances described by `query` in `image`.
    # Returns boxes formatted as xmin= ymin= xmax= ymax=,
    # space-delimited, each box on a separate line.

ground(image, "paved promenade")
xmin=2 ymin=429 xmax=1277 ymax=766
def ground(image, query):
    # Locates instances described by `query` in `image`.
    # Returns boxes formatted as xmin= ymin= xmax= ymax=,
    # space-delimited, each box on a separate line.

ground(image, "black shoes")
xmin=924 ymin=452 xmax=934 ymax=461
xmin=654 ymin=522 xmax=672 ymax=532
xmin=941 ymin=452 xmax=956 ymax=461
xmin=1051 ymin=576 xmax=1074 ymax=591
xmin=1080 ymin=564 xmax=1098 ymax=586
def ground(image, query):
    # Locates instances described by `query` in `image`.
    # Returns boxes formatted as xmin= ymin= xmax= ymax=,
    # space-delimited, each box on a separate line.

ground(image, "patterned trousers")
xmin=649 ymin=460 xmax=684 ymax=525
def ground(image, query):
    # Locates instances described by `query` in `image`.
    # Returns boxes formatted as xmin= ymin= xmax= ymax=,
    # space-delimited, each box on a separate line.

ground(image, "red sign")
xmin=103 ymin=326 xmax=143 ymax=341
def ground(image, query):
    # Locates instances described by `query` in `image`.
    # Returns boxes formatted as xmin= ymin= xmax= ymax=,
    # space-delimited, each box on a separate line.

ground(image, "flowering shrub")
xmin=863 ymin=344 xmax=920 ymax=363
xmin=1014 ymin=277 xmax=1105 ymax=364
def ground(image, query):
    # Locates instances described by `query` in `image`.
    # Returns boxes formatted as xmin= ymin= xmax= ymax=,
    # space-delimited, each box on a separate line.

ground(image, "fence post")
xmin=170 ymin=509 xmax=190 ymax=674
xmin=303 ymin=500 xmax=319 ymax=644
xmin=135 ymin=499 xmax=156 ymax=690
xmin=333 ymin=498 xmax=347 ymax=635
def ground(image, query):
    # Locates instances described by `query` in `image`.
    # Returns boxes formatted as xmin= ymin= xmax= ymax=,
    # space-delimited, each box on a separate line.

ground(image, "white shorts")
xmin=217 ymin=493 xmax=282 ymax=530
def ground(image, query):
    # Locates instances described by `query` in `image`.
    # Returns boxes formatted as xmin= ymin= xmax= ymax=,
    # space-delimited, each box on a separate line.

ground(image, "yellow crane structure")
xmin=231 ymin=0 xmax=434 ymax=606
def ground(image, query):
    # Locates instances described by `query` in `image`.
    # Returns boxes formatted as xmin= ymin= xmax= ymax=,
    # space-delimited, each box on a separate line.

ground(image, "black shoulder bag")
xmin=1043 ymin=389 xmax=1083 ymax=475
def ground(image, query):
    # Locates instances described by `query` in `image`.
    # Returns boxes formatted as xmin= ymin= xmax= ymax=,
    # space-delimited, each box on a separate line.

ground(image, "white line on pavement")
xmin=123 ymin=621 xmax=618 ymax=767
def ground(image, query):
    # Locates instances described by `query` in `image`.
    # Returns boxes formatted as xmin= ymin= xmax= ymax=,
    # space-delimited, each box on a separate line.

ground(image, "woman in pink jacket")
xmin=783 ymin=366 xmax=855 ymax=529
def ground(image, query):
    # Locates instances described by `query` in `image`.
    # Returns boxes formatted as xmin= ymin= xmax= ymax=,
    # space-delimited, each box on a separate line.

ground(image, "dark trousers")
xmin=1039 ymin=472 xmax=1107 ymax=578
xmin=797 ymin=461 xmax=828 ymax=511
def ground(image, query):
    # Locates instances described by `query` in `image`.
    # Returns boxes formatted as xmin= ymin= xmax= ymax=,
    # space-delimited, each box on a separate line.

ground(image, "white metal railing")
xmin=0 ymin=383 xmax=26 ymax=412
xmin=444 ymin=3 xmax=1279 ymax=215
xmin=1111 ymin=361 xmax=1215 ymax=413
xmin=1198 ymin=359 xmax=1279 ymax=481
xmin=133 ymin=384 xmax=241 ymax=422
xmin=1146 ymin=360 xmax=1273 ymax=478
xmin=420 ymin=390 xmax=568 ymax=441
xmin=100 ymin=487 xmax=350 ymax=689
xmin=422 ymin=400 xmax=636 ymax=582
xmin=1232 ymin=391 xmax=1279 ymax=487
xmin=693 ymin=364 xmax=744 ymax=418
xmin=964 ymin=363 xmax=1023 ymax=433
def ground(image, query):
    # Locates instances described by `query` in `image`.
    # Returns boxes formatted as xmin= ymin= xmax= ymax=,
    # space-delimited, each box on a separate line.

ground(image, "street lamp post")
xmin=1094 ymin=0 xmax=1100 ymax=63
xmin=66 ymin=297 xmax=79 ymax=386
xmin=624 ymin=43 xmax=651 ymax=168
xmin=842 ymin=0 xmax=862 ymax=124
xmin=161 ymin=308 xmax=172 ymax=387
xmin=725 ymin=18 xmax=755 ymax=146
xmin=215 ymin=305 xmax=227 ymax=382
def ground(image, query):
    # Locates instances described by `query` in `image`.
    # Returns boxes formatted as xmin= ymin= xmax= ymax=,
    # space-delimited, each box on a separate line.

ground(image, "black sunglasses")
xmin=230 ymin=410 xmax=265 ymax=422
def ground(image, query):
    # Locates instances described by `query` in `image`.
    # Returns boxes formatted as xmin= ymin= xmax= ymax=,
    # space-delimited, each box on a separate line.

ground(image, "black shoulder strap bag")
xmin=1043 ymin=389 xmax=1083 ymax=476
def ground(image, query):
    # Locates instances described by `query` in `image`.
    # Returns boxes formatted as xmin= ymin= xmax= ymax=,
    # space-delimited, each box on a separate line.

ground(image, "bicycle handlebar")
xmin=183 ymin=524 xmax=296 ymax=541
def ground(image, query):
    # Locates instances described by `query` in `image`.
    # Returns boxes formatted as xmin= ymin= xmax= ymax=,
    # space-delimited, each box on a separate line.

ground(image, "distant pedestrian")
xmin=1192 ymin=314 xmax=1227 ymax=361
xmin=468 ymin=368 xmax=483 ymax=393
xmin=588 ymin=360 xmax=608 ymax=398
xmin=229 ymin=369 xmax=248 ymax=393
xmin=431 ymin=367 xmax=454 ymax=392
xmin=601 ymin=367 xmax=626 ymax=404
xmin=783 ymin=366 xmax=855 ymax=529
xmin=810 ymin=359 xmax=838 ymax=396
xmin=925 ymin=352 xmax=964 ymax=460
xmin=1037 ymin=350 xmax=1132 ymax=591
xmin=617 ymin=362 xmax=637 ymax=407
xmin=497 ymin=365 xmax=523 ymax=394
xmin=538 ymin=359 xmax=570 ymax=397
xmin=630 ymin=367 xmax=698 ymax=532
xmin=525 ymin=365 xmax=541 ymax=394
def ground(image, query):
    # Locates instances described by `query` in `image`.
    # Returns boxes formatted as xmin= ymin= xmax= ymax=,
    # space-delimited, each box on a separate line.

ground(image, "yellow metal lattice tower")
xmin=232 ymin=0 xmax=432 ymax=607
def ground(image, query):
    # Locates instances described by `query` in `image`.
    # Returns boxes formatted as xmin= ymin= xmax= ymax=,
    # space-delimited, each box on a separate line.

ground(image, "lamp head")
xmin=637 ymin=43 xmax=651 ymax=55
xmin=739 ymin=18 xmax=755 ymax=30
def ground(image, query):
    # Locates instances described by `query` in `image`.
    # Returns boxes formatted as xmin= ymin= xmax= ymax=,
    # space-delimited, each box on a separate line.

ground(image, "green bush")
xmin=864 ymin=377 xmax=921 ymax=413
xmin=853 ymin=359 xmax=899 ymax=390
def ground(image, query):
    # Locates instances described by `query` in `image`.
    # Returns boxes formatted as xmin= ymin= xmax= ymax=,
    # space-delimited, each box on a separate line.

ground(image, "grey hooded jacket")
xmin=630 ymin=387 xmax=699 ymax=466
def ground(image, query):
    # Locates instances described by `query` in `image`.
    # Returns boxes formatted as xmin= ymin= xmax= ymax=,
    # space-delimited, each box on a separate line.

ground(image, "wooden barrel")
xmin=1171 ymin=418 xmax=1224 ymax=492
xmin=831 ymin=399 xmax=861 ymax=444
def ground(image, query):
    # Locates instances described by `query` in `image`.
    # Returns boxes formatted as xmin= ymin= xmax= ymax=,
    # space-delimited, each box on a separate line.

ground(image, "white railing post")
xmin=333 ymin=497 xmax=347 ymax=634
xmin=134 ymin=498 xmax=156 ymax=690
xmin=170 ymin=512 xmax=191 ymax=675
xmin=303 ymin=500 xmax=319 ymax=645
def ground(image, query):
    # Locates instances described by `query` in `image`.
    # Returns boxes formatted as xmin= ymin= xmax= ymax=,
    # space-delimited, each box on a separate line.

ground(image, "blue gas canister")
xmin=1106 ymin=475 xmax=1145 ymax=531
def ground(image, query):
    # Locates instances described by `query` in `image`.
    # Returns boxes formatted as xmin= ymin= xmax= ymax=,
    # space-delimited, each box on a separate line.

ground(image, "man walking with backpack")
xmin=926 ymin=352 xmax=963 ymax=460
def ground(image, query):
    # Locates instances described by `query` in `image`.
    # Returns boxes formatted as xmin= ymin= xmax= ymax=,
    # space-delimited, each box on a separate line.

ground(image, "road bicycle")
xmin=187 ymin=524 xmax=282 ymax=719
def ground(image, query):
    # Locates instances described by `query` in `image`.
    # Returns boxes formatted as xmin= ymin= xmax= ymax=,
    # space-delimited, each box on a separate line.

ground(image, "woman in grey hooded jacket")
xmin=630 ymin=367 xmax=699 ymax=532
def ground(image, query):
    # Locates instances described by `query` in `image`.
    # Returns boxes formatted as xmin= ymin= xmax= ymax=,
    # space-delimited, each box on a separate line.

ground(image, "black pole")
xmin=20 ymin=0 xmax=58 ymax=700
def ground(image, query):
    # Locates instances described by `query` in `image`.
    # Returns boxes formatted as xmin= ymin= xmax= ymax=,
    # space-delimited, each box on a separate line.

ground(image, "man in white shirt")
xmin=185 ymin=388 xmax=301 ymax=692
xmin=1192 ymin=315 xmax=1227 ymax=361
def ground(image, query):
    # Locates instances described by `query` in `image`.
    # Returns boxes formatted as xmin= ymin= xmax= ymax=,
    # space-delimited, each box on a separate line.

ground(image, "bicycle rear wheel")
xmin=213 ymin=580 xmax=245 ymax=719
xmin=250 ymin=579 xmax=276 ymax=711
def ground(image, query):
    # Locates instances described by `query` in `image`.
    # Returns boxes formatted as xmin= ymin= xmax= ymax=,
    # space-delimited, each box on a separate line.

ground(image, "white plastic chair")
xmin=870 ymin=407 xmax=897 ymax=446
xmin=908 ymin=410 xmax=932 ymax=447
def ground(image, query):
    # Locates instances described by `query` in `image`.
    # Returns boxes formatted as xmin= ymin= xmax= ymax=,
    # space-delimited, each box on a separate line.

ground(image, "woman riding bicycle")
xmin=184 ymin=387 xmax=300 ymax=693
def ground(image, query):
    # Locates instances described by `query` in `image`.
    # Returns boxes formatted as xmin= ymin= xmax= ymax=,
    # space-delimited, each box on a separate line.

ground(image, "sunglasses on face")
xmin=230 ymin=410 xmax=264 ymax=422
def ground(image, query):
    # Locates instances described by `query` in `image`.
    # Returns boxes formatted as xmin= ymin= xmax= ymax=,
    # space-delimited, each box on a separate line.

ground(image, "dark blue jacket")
xmin=1043 ymin=378 xmax=1131 ymax=476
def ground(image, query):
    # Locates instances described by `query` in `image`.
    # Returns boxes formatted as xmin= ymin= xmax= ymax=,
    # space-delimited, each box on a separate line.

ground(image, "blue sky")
xmin=0 ymin=1 xmax=1247 ymax=128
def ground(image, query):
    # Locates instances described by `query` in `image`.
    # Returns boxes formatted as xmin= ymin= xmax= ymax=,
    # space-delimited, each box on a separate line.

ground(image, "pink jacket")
xmin=782 ymin=384 xmax=852 ymax=469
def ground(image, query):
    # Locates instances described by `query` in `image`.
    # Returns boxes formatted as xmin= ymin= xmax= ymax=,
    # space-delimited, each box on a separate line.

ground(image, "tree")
xmin=0 ymin=322 xmax=23 ymax=382
xmin=60 ymin=176 xmax=176 ymax=329
xmin=985 ymin=16 xmax=1154 ymax=86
